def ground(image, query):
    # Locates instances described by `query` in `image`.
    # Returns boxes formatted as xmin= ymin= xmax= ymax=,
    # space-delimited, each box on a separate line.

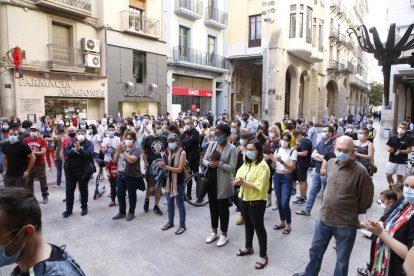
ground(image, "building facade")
xmin=227 ymin=0 xmax=370 ymax=123
xmin=0 ymin=0 xmax=107 ymax=122
xmin=98 ymin=0 xmax=168 ymax=118
xmin=164 ymin=0 xmax=229 ymax=118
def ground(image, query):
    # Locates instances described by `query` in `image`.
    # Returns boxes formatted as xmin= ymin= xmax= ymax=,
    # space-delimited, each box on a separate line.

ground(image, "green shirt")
xmin=236 ymin=159 xmax=270 ymax=201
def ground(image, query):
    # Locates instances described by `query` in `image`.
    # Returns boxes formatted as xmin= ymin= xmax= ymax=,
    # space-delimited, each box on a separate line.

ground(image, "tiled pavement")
xmin=0 ymin=123 xmax=391 ymax=275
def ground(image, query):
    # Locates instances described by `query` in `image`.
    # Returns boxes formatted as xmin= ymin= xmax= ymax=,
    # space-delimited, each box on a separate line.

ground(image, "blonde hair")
xmin=269 ymin=126 xmax=280 ymax=138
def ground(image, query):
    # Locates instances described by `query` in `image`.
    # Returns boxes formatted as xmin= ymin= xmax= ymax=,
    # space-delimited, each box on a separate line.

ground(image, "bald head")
xmin=406 ymin=175 xmax=414 ymax=187
xmin=336 ymin=136 xmax=354 ymax=151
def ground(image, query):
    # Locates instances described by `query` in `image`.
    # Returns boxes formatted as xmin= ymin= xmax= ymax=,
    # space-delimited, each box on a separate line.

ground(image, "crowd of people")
xmin=0 ymin=110 xmax=414 ymax=275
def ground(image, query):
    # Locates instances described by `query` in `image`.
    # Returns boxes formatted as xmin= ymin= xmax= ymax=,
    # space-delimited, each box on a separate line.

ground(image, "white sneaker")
xmin=361 ymin=229 xmax=373 ymax=238
xmin=205 ymin=233 xmax=218 ymax=244
xmin=216 ymin=235 xmax=229 ymax=247
xmin=272 ymin=203 xmax=278 ymax=210
xmin=53 ymin=184 xmax=61 ymax=188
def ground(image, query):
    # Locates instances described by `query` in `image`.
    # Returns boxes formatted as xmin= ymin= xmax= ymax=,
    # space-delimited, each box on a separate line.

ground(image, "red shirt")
xmin=23 ymin=136 xmax=47 ymax=165
xmin=62 ymin=137 xmax=74 ymax=161
xmin=72 ymin=117 xmax=79 ymax=127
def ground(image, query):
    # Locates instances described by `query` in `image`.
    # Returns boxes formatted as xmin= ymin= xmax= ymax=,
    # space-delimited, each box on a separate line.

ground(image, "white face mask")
xmin=269 ymin=132 xmax=275 ymax=139
xmin=77 ymin=134 xmax=85 ymax=142
xmin=124 ymin=139 xmax=133 ymax=147
xmin=357 ymin=134 xmax=365 ymax=141
xmin=397 ymin=128 xmax=405 ymax=135
xmin=280 ymin=140 xmax=289 ymax=148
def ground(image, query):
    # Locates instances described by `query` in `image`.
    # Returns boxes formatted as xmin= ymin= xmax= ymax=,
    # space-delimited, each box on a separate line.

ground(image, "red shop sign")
xmin=172 ymin=87 xmax=213 ymax=97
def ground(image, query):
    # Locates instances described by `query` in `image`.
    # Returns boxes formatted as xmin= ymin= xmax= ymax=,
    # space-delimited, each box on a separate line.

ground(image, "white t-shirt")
xmin=91 ymin=134 xmax=102 ymax=154
xmin=274 ymin=147 xmax=297 ymax=171
xmin=101 ymin=136 xmax=121 ymax=162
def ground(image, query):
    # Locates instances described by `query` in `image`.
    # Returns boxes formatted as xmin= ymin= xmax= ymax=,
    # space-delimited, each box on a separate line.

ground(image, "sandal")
xmin=357 ymin=267 xmax=369 ymax=276
xmin=161 ymin=222 xmax=174 ymax=231
xmin=255 ymin=256 xmax=268 ymax=269
xmin=175 ymin=226 xmax=186 ymax=235
xmin=282 ymin=228 xmax=291 ymax=234
xmin=273 ymin=224 xmax=285 ymax=230
xmin=236 ymin=248 xmax=254 ymax=256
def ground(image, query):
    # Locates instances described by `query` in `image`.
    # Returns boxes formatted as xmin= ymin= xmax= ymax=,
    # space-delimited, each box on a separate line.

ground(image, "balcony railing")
xmin=329 ymin=28 xmax=339 ymax=40
xmin=175 ymin=0 xmax=203 ymax=19
xmin=121 ymin=11 xmax=160 ymax=39
xmin=350 ymin=75 xmax=370 ymax=91
xmin=47 ymin=43 xmax=85 ymax=72
xmin=34 ymin=0 xmax=91 ymax=17
xmin=173 ymin=46 xmax=228 ymax=70
xmin=346 ymin=61 xmax=355 ymax=73
xmin=204 ymin=6 xmax=227 ymax=29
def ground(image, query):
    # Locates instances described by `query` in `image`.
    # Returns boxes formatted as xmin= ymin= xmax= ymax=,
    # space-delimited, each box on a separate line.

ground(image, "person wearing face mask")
xmin=199 ymin=120 xmax=210 ymax=148
xmin=357 ymin=176 xmax=414 ymax=276
xmin=271 ymin=133 xmax=297 ymax=235
xmin=228 ymin=120 xmax=241 ymax=147
xmin=353 ymin=127 xmax=375 ymax=176
xmin=257 ymin=120 xmax=269 ymax=144
xmin=101 ymin=125 xmax=121 ymax=166
xmin=282 ymin=119 xmax=298 ymax=148
xmin=142 ymin=121 xmax=168 ymax=216
xmin=0 ymin=188 xmax=86 ymax=275
xmin=62 ymin=129 xmax=95 ymax=217
xmin=202 ymin=123 xmax=236 ymax=247
xmin=239 ymin=112 xmax=254 ymax=133
xmin=234 ymin=140 xmax=270 ymax=269
xmin=2 ymin=128 xmax=35 ymax=189
xmin=181 ymin=118 xmax=200 ymax=200
xmin=52 ymin=126 xmax=65 ymax=188
xmin=111 ymin=131 xmax=142 ymax=221
xmin=294 ymin=136 xmax=373 ymax=276
xmin=264 ymin=126 xmax=280 ymax=209
xmin=43 ymin=121 xmax=56 ymax=172
xmin=23 ymin=126 xmax=49 ymax=204
xmin=366 ymin=120 xmax=376 ymax=143
xmin=386 ymin=122 xmax=413 ymax=185
xmin=296 ymin=125 xmax=334 ymax=216
xmin=156 ymin=133 xmax=187 ymax=234
xmin=17 ymin=120 xmax=32 ymax=142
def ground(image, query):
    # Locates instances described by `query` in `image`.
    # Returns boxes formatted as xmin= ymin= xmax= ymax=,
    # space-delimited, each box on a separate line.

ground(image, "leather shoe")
xmin=81 ymin=209 xmax=88 ymax=216
xmin=62 ymin=210 xmax=72 ymax=218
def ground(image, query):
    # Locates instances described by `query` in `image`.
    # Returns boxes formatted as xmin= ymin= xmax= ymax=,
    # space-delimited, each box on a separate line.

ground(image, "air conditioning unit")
xmin=84 ymin=53 xmax=101 ymax=68
xmin=81 ymin=38 xmax=100 ymax=53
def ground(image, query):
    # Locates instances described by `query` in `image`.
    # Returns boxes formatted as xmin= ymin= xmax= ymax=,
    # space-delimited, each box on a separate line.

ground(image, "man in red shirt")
xmin=23 ymin=126 xmax=49 ymax=204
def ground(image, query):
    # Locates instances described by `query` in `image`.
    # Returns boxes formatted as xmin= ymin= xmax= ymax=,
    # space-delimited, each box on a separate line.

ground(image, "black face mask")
xmin=242 ymin=117 xmax=248 ymax=121
xmin=202 ymin=124 xmax=208 ymax=129
xmin=68 ymin=132 xmax=76 ymax=138
xmin=286 ymin=124 xmax=293 ymax=130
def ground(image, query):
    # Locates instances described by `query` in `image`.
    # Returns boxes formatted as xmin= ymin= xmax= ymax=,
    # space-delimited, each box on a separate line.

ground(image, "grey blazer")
xmin=202 ymin=141 xmax=237 ymax=199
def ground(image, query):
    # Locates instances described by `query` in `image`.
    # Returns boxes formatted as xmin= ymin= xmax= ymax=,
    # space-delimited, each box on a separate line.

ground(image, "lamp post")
xmin=262 ymin=1 xmax=275 ymax=119
xmin=348 ymin=23 xmax=414 ymax=107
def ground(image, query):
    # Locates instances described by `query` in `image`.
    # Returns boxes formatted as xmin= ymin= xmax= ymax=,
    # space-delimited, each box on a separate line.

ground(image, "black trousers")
xmin=65 ymin=171 xmax=89 ymax=211
xmin=207 ymin=171 xmax=229 ymax=233
xmin=240 ymin=200 xmax=267 ymax=257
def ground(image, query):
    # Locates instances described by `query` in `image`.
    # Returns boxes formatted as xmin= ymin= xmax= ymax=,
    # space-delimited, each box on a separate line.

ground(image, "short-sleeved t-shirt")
xmin=117 ymin=146 xmax=141 ymax=177
xmin=314 ymin=138 xmax=334 ymax=173
xmin=387 ymin=134 xmax=413 ymax=164
xmin=2 ymin=141 xmax=32 ymax=177
xmin=296 ymin=138 xmax=313 ymax=168
xmin=101 ymin=137 xmax=121 ymax=162
xmin=274 ymin=147 xmax=297 ymax=172
xmin=142 ymin=135 xmax=168 ymax=166
xmin=23 ymin=137 xmax=47 ymax=165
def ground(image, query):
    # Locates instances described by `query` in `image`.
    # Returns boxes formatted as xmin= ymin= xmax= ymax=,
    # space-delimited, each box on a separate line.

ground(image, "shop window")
xmin=248 ymin=15 xmax=262 ymax=48
xmin=133 ymin=51 xmax=146 ymax=83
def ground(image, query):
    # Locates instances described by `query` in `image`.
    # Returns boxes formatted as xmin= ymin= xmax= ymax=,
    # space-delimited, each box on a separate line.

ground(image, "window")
xmin=129 ymin=6 xmax=143 ymax=31
xmin=299 ymin=12 xmax=303 ymax=38
xmin=312 ymin=18 xmax=317 ymax=47
xmin=133 ymin=51 xmax=146 ymax=83
xmin=208 ymin=35 xmax=216 ymax=65
xmin=318 ymin=20 xmax=324 ymax=52
xmin=51 ymin=22 xmax=72 ymax=64
xmin=306 ymin=7 xmax=312 ymax=43
xmin=289 ymin=13 xmax=296 ymax=38
xmin=179 ymin=26 xmax=190 ymax=58
xmin=248 ymin=15 xmax=262 ymax=47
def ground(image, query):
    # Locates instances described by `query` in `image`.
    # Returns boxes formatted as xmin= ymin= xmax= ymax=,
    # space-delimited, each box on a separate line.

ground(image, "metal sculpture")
xmin=348 ymin=23 xmax=414 ymax=106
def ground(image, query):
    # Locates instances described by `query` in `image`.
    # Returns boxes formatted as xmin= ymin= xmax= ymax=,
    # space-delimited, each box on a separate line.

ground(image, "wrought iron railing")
xmin=346 ymin=62 xmax=355 ymax=73
xmin=175 ymin=0 xmax=203 ymax=15
xmin=329 ymin=28 xmax=339 ymax=40
xmin=48 ymin=0 xmax=91 ymax=12
xmin=47 ymin=43 xmax=83 ymax=68
xmin=205 ymin=6 xmax=227 ymax=25
xmin=121 ymin=11 xmax=160 ymax=37
xmin=173 ymin=46 xmax=228 ymax=69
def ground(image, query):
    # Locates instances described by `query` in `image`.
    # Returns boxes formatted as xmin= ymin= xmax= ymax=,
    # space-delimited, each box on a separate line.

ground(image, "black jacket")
xmin=64 ymin=139 xmax=95 ymax=175
xmin=181 ymin=128 xmax=200 ymax=162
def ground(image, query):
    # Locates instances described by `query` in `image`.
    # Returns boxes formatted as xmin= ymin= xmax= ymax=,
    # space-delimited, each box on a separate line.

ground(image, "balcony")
xmin=34 ymin=0 xmax=91 ymax=17
xmin=172 ymin=46 xmax=228 ymax=73
xmin=330 ymin=0 xmax=341 ymax=13
xmin=121 ymin=11 xmax=160 ymax=39
xmin=204 ymin=6 xmax=227 ymax=30
xmin=329 ymin=28 xmax=339 ymax=41
xmin=346 ymin=61 xmax=355 ymax=74
xmin=175 ymin=0 xmax=202 ymax=20
xmin=350 ymin=75 xmax=370 ymax=91
xmin=47 ymin=43 xmax=85 ymax=73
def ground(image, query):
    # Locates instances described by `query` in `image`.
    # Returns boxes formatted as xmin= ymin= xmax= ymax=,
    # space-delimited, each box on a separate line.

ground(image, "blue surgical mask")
xmin=404 ymin=186 xmax=414 ymax=203
xmin=215 ymin=135 xmax=227 ymax=145
xmin=184 ymin=125 xmax=191 ymax=131
xmin=0 ymin=229 xmax=25 ymax=267
xmin=320 ymin=132 xmax=327 ymax=139
xmin=155 ymin=129 xmax=163 ymax=137
xmin=246 ymin=150 xmax=257 ymax=161
xmin=231 ymin=128 xmax=237 ymax=134
xmin=108 ymin=131 xmax=115 ymax=138
xmin=239 ymin=139 xmax=245 ymax=146
xmin=334 ymin=150 xmax=350 ymax=162
xmin=168 ymin=142 xmax=177 ymax=150
xmin=8 ymin=136 xmax=18 ymax=143
xmin=30 ymin=132 xmax=38 ymax=138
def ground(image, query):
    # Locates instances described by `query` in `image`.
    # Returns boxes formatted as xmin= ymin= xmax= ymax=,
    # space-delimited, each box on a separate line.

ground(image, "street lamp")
xmin=262 ymin=0 xmax=275 ymax=119
xmin=348 ymin=23 xmax=414 ymax=107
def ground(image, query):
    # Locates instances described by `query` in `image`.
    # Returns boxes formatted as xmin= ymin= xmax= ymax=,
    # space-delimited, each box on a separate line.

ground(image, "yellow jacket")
xmin=236 ymin=159 xmax=270 ymax=201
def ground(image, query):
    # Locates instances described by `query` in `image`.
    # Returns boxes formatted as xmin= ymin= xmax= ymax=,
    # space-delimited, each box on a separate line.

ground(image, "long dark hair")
xmin=280 ymin=132 xmax=292 ymax=148
xmin=245 ymin=139 xmax=264 ymax=164
xmin=90 ymin=124 xmax=98 ymax=135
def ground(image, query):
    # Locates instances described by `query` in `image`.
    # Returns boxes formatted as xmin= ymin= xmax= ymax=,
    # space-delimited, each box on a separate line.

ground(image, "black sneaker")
xmin=81 ymin=209 xmax=88 ymax=216
xmin=62 ymin=210 xmax=72 ymax=218
xmin=153 ymin=205 xmax=163 ymax=216
xmin=292 ymin=198 xmax=307 ymax=205
xmin=112 ymin=213 xmax=126 ymax=220
xmin=126 ymin=213 xmax=135 ymax=221
xmin=291 ymin=188 xmax=297 ymax=196
xmin=144 ymin=199 xmax=149 ymax=213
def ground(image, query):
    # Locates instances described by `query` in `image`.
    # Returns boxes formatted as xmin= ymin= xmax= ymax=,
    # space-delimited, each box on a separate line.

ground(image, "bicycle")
xmin=184 ymin=171 xmax=209 ymax=207
xmin=93 ymin=157 xmax=106 ymax=200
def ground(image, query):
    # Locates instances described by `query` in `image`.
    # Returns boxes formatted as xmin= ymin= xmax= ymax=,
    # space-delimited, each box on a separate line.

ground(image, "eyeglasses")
xmin=125 ymin=138 xmax=133 ymax=140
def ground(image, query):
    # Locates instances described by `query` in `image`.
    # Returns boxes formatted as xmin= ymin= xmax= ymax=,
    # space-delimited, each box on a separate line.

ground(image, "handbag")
xmin=196 ymin=169 xmax=210 ymax=199
xmin=370 ymin=162 xmax=378 ymax=175
xmin=137 ymin=175 xmax=146 ymax=191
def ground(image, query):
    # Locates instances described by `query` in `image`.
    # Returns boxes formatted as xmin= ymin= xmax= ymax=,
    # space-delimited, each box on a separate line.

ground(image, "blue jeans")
xmin=166 ymin=181 xmax=186 ymax=227
xmin=117 ymin=174 xmax=138 ymax=214
xmin=274 ymin=173 xmax=293 ymax=224
xmin=304 ymin=171 xmax=326 ymax=213
xmin=305 ymin=219 xmax=357 ymax=276
xmin=0 ymin=144 xmax=3 ymax=173
xmin=55 ymin=159 xmax=63 ymax=186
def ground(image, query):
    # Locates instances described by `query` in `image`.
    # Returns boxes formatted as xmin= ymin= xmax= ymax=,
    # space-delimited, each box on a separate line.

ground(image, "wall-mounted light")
xmin=149 ymin=83 xmax=158 ymax=89
xmin=126 ymin=81 xmax=134 ymax=87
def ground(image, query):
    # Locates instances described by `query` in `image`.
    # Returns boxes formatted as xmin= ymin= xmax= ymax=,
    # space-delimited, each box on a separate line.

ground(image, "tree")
xmin=369 ymin=81 xmax=384 ymax=107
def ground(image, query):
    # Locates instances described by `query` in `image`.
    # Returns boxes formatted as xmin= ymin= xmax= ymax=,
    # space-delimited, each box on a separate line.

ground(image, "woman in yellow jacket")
xmin=234 ymin=139 xmax=270 ymax=270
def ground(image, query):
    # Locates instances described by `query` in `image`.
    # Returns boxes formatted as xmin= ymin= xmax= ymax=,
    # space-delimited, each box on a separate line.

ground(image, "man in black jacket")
xmin=181 ymin=118 xmax=200 ymax=199
xmin=62 ymin=129 xmax=95 ymax=218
